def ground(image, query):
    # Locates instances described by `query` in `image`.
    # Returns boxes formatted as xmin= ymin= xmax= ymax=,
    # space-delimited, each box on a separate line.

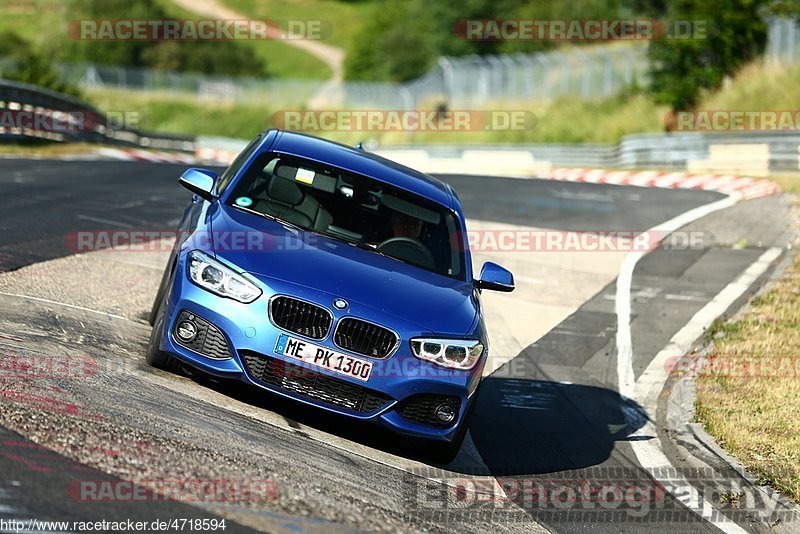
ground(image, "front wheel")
xmin=148 ymin=256 xmax=175 ymax=325
xmin=425 ymin=423 xmax=469 ymax=464
xmin=145 ymin=275 xmax=180 ymax=373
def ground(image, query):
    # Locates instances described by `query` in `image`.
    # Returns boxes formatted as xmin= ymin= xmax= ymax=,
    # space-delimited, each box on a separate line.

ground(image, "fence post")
xmin=535 ymin=54 xmax=551 ymax=101
xmin=438 ymin=57 xmax=453 ymax=107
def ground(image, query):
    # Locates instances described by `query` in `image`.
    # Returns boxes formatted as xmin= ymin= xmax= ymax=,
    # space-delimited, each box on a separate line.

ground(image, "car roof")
xmin=265 ymin=130 xmax=456 ymax=210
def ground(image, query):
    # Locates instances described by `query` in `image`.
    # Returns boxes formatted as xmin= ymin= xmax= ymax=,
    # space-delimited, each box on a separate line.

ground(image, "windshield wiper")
xmin=232 ymin=204 xmax=303 ymax=231
xmin=348 ymin=240 xmax=390 ymax=258
xmin=347 ymin=240 xmax=427 ymax=270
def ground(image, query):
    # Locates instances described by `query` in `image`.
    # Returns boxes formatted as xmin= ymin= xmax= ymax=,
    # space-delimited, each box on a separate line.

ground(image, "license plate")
xmin=274 ymin=334 xmax=372 ymax=382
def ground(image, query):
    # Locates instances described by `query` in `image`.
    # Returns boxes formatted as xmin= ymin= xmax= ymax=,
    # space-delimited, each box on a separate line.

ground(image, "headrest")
xmin=268 ymin=177 xmax=304 ymax=205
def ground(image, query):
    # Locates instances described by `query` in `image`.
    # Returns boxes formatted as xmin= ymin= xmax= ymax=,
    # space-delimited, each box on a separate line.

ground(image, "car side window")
xmin=214 ymin=136 xmax=261 ymax=195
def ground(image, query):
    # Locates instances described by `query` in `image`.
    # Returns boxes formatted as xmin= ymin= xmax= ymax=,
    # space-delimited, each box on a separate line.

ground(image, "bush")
xmin=344 ymin=0 xmax=665 ymax=82
xmin=0 ymin=32 xmax=82 ymax=97
xmin=344 ymin=0 xmax=435 ymax=82
xmin=64 ymin=0 xmax=267 ymax=77
xmin=648 ymin=0 xmax=768 ymax=111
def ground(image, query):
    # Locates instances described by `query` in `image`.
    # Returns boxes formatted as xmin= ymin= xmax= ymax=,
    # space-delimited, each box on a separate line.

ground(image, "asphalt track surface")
xmin=0 ymin=158 xmax=792 ymax=533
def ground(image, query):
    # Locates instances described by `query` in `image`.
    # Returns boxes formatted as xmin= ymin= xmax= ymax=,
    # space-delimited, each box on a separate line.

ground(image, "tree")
xmin=0 ymin=32 xmax=81 ymax=97
xmin=345 ymin=0 xmax=435 ymax=82
xmin=648 ymin=0 xmax=768 ymax=111
xmin=64 ymin=0 xmax=267 ymax=77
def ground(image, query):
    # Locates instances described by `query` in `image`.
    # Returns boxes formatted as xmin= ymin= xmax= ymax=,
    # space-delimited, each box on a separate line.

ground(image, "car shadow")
xmin=183 ymin=366 xmax=647 ymax=476
xmin=461 ymin=376 xmax=648 ymax=476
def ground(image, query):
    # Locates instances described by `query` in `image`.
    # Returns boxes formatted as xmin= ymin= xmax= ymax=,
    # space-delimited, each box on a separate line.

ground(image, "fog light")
xmin=434 ymin=403 xmax=456 ymax=424
xmin=176 ymin=320 xmax=197 ymax=342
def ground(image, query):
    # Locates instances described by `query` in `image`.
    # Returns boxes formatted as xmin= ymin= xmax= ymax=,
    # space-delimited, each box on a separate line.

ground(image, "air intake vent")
xmin=397 ymin=394 xmax=461 ymax=427
xmin=269 ymin=296 xmax=332 ymax=340
xmin=240 ymin=351 xmax=391 ymax=414
xmin=173 ymin=310 xmax=231 ymax=359
xmin=334 ymin=318 xmax=398 ymax=359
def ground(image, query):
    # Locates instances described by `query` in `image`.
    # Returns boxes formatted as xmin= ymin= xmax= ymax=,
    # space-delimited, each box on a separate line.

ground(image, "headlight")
xmin=410 ymin=338 xmax=484 ymax=370
xmin=187 ymin=250 xmax=262 ymax=303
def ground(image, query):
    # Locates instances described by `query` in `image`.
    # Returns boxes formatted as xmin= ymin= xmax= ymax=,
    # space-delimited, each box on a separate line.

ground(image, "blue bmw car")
xmin=146 ymin=129 xmax=514 ymax=459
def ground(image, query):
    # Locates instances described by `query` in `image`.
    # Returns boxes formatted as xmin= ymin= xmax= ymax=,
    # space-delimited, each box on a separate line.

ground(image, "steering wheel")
xmin=377 ymin=237 xmax=436 ymax=270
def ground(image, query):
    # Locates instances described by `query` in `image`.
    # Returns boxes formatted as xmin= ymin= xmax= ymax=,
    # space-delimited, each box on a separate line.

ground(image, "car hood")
xmin=210 ymin=206 xmax=478 ymax=336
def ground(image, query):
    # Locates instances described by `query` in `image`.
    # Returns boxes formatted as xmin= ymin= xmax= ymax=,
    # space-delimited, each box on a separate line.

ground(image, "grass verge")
xmin=695 ymin=250 xmax=800 ymax=503
xmin=0 ymin=0 xmax=331 ymax=81
xmin=84 ymin=88 xmax=668 ymax=145
xmin=220 ymin=0 xmax=362 ymax=50
xmin=87 ymin=89 xmax=276 ymax=139
xmin=77 ymin=59 xmax=800 ymax=144
xmin=162 ymin=0 xmax=331 ymax=80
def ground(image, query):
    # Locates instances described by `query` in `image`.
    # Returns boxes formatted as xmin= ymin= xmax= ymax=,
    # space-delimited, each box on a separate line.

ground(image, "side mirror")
xmin=179 ymin=168 xmax=218 ymax=201
xmin=476 ymin=262 xmax=515 ymax=292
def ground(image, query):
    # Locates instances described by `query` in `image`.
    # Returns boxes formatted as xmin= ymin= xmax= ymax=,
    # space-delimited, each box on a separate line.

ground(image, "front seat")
xmin=253 ymin=177 xmax=332 ymax=231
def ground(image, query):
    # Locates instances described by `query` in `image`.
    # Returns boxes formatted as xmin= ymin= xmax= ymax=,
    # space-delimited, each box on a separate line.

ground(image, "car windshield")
xmin=227 ymin=153 xmax=466 ymax=280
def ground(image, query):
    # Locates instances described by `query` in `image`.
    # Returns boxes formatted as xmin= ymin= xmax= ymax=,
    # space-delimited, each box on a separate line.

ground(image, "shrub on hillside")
xmin=648 ymin=0 xmax=768 ymax=111
xmin=0 ymin=32 xmax=82 ymax=97
xmin=64 ymin=0 xmax=267 ymax=77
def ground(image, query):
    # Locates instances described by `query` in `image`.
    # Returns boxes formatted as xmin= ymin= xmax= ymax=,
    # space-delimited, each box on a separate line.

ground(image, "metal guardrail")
xmin=195 ymin=131 xmax=800 ymax=178
xmin=378 ymin=131 xmax=800 ymax=176
xmin=0 ymin=79 xmax=195 ymax=151
xmin=5 ymin=76 xmax=793 ymax=174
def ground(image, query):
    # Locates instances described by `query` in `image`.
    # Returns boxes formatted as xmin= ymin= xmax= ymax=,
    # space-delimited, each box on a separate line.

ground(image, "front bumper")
xmin=159 ymin=261 xmax=483 ymax=442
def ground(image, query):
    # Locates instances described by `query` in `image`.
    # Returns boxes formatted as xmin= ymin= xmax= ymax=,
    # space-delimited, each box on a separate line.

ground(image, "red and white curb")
xmin=540 ymin=167 xmax=781 ymax=200
xmin=5 ymin=145 xmax=783 ymax=200
xmin=375 ymin=149 xmax=780 ymax=200
xmin=194 ymin=147 xmax=240 ymax=166
xmin=97 ymin=147 xmax=234 ymax=166
xmin=96 ymin=147 xmax=198 ymax=164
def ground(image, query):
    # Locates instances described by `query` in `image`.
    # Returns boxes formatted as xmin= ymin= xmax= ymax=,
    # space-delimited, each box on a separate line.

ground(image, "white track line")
xmin=76 ymin=214 xmax=129 ymax=227
xmin=0 ymin=292 xmax=129 ymax=322
xmin=615 ymin=193 xmax=740 ymax=398
xmin=629 ymin=247 xmax=780 ymax=533
xmin=614 ymin=186 xmax=783 ymax=532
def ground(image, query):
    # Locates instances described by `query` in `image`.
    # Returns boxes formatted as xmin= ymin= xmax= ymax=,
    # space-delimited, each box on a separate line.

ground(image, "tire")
xmin=426 ymin=422 xmax=469 ymax=464
xmin=145 ymin=272 xmax=181 ymax=373
xmin=148 ymin=255 xmax=176 ymax=326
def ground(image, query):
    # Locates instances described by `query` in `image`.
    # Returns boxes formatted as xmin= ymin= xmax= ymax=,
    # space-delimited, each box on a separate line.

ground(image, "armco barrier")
xmin=373 ymin=132 xmax=800 ymax=177
xmin=0 ymin=79 xmax=195 ymax=152
xmin=194 ymin=132 xmax=800 ymax=176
